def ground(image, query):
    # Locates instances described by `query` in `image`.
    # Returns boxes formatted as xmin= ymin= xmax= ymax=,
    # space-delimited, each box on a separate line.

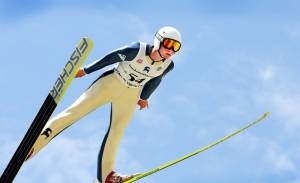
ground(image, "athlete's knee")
xmin=108 ymin=127 xmax=125 ymax=139
xmin=112 ymin=115 xmax=133 ymax=129
xmin=25 ymin=133 xmax=51 ymax=160
xmin=110 ymin=122 xmax=129 ymax=135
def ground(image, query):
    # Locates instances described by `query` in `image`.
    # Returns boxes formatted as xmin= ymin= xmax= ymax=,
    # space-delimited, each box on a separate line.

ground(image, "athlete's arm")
xmin=139 ymin=61 xmax=174 ymax=100
xmin=79 ymin=42 xmax=141 ymax=75
xmin=137 ymin=62 xmax=173 ymax=110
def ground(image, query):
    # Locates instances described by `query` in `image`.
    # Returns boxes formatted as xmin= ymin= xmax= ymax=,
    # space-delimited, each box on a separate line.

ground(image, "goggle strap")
xmin=156 ymin=33 xmax=181 ymax=52
xmin=155 ymin=32 xmax=164 ymax=42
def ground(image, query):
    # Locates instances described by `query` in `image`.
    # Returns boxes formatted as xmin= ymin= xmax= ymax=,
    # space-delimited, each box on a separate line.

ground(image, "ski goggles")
xmin=161 ymin=38 xmax=181 ymax=52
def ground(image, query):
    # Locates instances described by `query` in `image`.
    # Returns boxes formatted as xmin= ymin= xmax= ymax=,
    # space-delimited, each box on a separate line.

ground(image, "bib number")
xmin=129 ymin=73 xmax=146 ymax=84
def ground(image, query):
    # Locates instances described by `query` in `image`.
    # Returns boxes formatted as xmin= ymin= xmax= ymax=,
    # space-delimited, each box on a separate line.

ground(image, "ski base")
xmin=0 ymin=37 xmax=93 ymax=183
xmin=124 ymin=112 xmax=270 ymax=183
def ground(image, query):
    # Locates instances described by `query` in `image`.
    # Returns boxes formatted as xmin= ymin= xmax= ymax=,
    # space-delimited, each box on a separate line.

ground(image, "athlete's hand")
xmin=137 ymin=99 xmax=149 ymax=110
xmin=75 ymin=68 xmax=86 ymax=78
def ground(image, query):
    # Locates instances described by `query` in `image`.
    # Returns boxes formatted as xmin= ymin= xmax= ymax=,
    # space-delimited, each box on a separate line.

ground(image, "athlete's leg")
xmin=97 ymin=88 xmax=139 ymax=182
xmin=26 ymin=75 xmax=114 ymax=160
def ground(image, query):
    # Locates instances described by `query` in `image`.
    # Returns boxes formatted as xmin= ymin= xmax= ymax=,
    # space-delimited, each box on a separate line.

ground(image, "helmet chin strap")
xmin=157 ymin=43 xmax=167 ymax=60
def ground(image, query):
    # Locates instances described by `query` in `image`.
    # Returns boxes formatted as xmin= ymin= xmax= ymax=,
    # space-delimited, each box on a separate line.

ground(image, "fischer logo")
xmin=50 ymin=38 xmax=89 ymax=100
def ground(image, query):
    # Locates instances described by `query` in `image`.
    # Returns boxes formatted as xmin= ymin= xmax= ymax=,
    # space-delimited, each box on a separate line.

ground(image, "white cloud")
xmin=259 ymin=65 xmax=276 ymax=81
xmin=223 ymin=131 xmax=298 ymax=176
xmin=265 ymin=93 xmax=300 ymax=131
xmin=14 ymin=135 xmax=100 ymax=183
xmin=116 ymin=138 xmax=145 ymax=173
xmin=263 ymin=141 xmax=297 ymax=173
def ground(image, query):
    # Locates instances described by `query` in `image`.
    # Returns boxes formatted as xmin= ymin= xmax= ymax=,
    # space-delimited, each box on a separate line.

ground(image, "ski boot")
xmin=105 ymin=171 xmax=134 ymax=183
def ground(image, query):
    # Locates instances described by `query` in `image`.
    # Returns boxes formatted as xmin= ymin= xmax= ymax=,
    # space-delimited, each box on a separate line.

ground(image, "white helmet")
xmin=154 ymin=26 xmax=182 ymax=50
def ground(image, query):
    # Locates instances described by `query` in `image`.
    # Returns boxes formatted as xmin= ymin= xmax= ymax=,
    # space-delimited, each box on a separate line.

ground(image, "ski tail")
xmin=0 ymin=37 xmax=93 ymax=183
xmin=124 ymin=112 xmax=270 ymax=183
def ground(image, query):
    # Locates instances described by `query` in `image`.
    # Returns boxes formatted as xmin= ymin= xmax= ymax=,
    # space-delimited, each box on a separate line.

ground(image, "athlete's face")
xmin=159 ymin=46 xmax=175 ymax=59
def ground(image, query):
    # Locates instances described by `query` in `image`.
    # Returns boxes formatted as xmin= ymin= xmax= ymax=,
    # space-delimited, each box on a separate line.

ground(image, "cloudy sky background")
xmin=1 ymin=0 xmax=300 ymax=182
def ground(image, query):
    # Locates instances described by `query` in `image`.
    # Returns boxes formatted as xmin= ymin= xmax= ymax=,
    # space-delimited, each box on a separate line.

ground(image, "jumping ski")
xmin=124 ymin=112 xmax=270 ymax=183
xmin=0 ymin=37 xmax=93 ymax=183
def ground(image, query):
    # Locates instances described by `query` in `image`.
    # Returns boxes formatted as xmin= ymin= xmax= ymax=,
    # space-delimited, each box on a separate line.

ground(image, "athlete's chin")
xmin=162 ymin=54 xmax=173 ymax=59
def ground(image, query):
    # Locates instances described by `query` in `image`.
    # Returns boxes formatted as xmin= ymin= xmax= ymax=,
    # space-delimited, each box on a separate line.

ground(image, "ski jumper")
xmin=27 ymin=42 xmax=174 ymax=182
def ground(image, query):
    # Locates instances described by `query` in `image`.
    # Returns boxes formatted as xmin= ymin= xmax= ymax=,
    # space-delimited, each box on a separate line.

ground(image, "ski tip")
xmin=82 ymin=37 xmax=94 ymax=46
xmin=82 ymin=36 xmax=92 ymax=41
xmin=263 ymin=112 xmax=270 ymax=118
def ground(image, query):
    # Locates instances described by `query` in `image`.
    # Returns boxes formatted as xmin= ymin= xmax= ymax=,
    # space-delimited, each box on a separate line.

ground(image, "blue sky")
xmin=1 ymin=0 xmax=300 ymax=183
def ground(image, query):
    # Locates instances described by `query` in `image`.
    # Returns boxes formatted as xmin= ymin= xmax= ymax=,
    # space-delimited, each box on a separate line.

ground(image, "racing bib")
xmin=114 ymin=42 xmax=171 ymax=88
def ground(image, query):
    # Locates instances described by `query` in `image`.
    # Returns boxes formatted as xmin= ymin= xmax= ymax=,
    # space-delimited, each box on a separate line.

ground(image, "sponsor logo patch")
xmin=143 ymin=66 xmax=150 ymax=73
xmin=156 ymin=67 xmax=163 ymax=71
xmin=118 ymin=53 xmax=126 ymax=61
xmin=41 ymin=128 xmax=53 ymax=139
xmin=136 ymin=59 xmax=143 ymax=64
